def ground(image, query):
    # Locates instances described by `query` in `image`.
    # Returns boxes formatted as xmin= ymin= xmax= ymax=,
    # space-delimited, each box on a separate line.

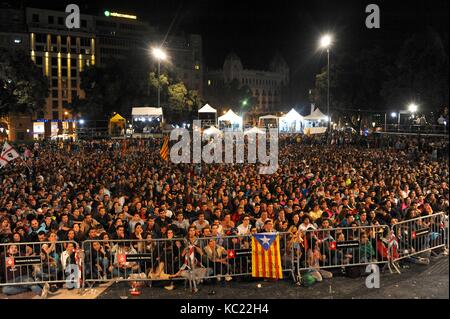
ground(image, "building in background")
xmin=205 ymin=52 xmax=289 ymax=112
xmin=163 ymin=33 xmax=203 ymax=95
xmin=0 ymin=5 xmax=204 ymax=141
xmin=94 ymin=10 xmax=157 ymax=65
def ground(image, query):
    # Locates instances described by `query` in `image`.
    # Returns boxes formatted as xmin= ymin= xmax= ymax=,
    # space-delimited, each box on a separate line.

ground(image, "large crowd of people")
xmin=0 ymin=132 xmax=448 ymax=297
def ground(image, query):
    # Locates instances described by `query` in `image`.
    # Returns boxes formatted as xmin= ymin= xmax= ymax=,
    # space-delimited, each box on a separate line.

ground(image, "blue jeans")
xmin=2 ymin=276 xmax=42 ymax=296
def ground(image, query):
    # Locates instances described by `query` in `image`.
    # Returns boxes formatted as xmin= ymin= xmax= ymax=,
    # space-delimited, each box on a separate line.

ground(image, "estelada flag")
xmin=160 ymin=135 xmax=169 ymax=161
xmin=251 ymin=233 xmax=283 ymax=279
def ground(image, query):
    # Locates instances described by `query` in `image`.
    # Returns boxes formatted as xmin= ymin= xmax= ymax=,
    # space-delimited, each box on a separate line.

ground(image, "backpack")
xmin=301 ymin=273 xmax=316 ymax=287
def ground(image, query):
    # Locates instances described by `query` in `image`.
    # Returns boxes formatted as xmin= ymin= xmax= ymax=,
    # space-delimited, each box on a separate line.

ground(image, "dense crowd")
xmin=0 ymin=133 xmax=448 ymax=297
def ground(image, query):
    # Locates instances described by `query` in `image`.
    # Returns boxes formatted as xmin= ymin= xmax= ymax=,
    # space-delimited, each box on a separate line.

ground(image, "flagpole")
xmin=20 ymin=156 xmax=32 ymax=173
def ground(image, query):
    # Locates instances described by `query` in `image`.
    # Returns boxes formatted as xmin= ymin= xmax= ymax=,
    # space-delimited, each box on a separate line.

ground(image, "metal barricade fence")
xmin=0 ymin=241 xmax=81 ymax=288
xmin=390 ymin=212 xmax=448 ymax=263
xmin=296 ymin=225 xmax=391 ymax=279
xmin=81 ymin=232 xmax=295 ymax=288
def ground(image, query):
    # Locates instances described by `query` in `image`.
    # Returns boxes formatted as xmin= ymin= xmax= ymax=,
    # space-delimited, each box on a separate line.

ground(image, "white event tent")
xmin=131 ymin=107 xmax=163 ymax=122
xmin=218 ymin=109 xmax=243 ymax=131
xmin=279 ymin=108 xmax=304 ymax=133
xmin=198 ymin=104 xmax=217 ymax=127
xmin=258 ymin=114 xmax=279 ymax=128
xmin=303 ymin=105 xmax=328 ymax=134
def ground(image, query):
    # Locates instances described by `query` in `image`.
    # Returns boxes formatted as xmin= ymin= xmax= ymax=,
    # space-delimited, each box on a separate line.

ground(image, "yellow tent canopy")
xmin=109 ymin=113 xmax=126 ymax=136
xmin=110 ymin=113 xmax=126 ymax=123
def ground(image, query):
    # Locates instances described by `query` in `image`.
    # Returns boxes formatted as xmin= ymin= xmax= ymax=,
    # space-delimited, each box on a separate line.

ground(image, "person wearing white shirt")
xmin=237 ymin=215 xmax=252 ymax=236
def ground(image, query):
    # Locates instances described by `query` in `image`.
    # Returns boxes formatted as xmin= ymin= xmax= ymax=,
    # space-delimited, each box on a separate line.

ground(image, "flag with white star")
xmin=251 ymin=233 xmax=283 ymax=279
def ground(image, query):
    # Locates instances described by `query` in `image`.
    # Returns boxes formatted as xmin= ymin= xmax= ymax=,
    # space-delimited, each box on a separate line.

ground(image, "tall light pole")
xmin=320 ymin=34 xmax=333 ymax=129
xmin=151 ymin=47 xmax=167 ymax=110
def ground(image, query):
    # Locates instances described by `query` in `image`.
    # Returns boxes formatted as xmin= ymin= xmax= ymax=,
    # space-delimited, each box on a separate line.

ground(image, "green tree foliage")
xmin=0 ymin=49 xmax=49 ymax=116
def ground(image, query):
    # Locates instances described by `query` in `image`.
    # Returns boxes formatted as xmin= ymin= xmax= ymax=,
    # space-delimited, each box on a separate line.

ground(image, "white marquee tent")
xmin=218 ymin=109 xmax=243 ymax=131
xmin=131 ymin=107 xmax=163 ymax=124
xmin=198 ymin=103 xmax=218 ymax=127
xmin=304 ymin=106 xmax=328 ymax=121
xmin=198 ymin=104 xmax=217 ymax=114
xmin=279 ymin=108 xmax=304 ymax=133
xmin=258 ymin=114 xmax=279 ymax=128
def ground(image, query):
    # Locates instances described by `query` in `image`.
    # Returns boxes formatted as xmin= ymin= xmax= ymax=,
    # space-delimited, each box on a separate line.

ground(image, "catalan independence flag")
xmin=251 ymin=233 xmax=283 ymax=279
xmin=160 ymin=135 xmax=169 ymax=161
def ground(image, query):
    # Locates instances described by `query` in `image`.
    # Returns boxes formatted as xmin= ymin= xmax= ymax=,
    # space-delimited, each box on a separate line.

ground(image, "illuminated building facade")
xmin=205 ymin=52 xmax=289 ymax=112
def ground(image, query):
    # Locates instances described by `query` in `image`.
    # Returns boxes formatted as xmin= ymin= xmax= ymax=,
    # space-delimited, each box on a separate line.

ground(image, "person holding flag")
xmin=0 ymin=141 xmax=20 ymax=168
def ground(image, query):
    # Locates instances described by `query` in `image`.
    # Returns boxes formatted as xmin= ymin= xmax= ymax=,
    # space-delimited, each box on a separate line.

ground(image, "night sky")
xmin=7 ymin=0 xmax=450 ymax=105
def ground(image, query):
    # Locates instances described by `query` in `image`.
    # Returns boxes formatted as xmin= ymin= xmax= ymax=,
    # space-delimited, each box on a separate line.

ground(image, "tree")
xmin=381 ymin=29 xmax=449 ymax=112
xmin=0 ymin=49 xmax=49 ymax=116
xmin=168 ymin=82 xmax=188 ymax=110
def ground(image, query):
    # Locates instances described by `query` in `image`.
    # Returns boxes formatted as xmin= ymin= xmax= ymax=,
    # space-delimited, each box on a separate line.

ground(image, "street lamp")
xmin=151 ymin=47 xmax=167 ymax=111
xmin=408 ymin=103 xmax=418 ymax=113
xmin=319 ymin=34 xmax=333 ymax=130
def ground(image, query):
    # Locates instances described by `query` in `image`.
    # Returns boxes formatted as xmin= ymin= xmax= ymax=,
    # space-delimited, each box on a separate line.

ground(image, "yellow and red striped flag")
xmin=160 ymin=135 xmax=169 ymax=161
xmin=251 ymin=233 xmax=283 ymax=279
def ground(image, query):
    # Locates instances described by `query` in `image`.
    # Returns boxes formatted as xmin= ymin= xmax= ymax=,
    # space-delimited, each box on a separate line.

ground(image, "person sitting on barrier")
xmin=61 ymin=242 xmax=80 ymax=287
xmin=204 ymin=238 xmax=232 ymax=281
xmin=0 ymin=244 xmax=50 ymax=298
xmin=305 ymin=237 xmax=333 ymax=282
xmin=169 ymin=226 xmax=211 ymax=292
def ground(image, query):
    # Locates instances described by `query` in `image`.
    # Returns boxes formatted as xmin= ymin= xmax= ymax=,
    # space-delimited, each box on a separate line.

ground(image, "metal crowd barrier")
xmin=81 ymin=232 xmax=295 ymax=288
xmin=0 ymin=241 xmax=82 ymax=289
xmin=295 ymin=225 xmax=391 ymax=280
xmin=390 ymin=212 xmax=448 ymax=264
